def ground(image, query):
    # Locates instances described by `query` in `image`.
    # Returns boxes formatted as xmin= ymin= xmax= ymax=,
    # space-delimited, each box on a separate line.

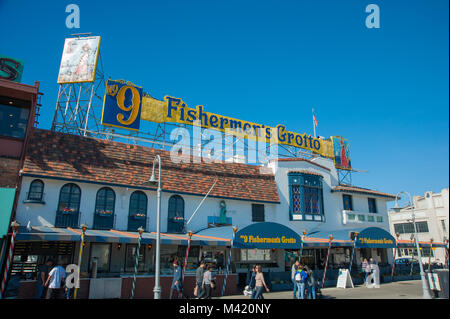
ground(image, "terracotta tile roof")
xmin=271 ymin=158 xmax=331 ymax=171
xmin=22 ymin=129 xmax=280 ymax=203
xmin=332 ymin=184 xmax=396 ymax=199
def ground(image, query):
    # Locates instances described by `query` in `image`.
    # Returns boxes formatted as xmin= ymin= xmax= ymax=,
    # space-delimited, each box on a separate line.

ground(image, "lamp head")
xmin=149 ymin=172 xmax=157 ymax=183
xmin=329 ymin=235 xmax=334 ymax=241
xmin=188 ymin=230 xmax=193 ymax=237
xmin=138 ymin=227 xmax=144 ymax=235
xmin=10 ymin=221 xmax=20 ymax=232
xmin=394 ymin=198 xmax=400 ymax=209
xmin=302 ymin=230 xmax=307 ymax=236
xmin=233 ymin=226 xmax=238 ymax=233
xmin=81 ymin=224 xmax=88 ymax=232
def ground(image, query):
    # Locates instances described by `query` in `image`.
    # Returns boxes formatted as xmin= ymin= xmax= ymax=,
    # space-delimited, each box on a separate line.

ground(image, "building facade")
xmin=388 ymin=188 xmax=449 ymax=265
xmin=10 ymin=128 xmax=400 ymax=298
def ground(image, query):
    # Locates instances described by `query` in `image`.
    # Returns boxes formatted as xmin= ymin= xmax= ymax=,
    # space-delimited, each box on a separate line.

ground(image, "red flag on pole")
xmin=313 ymin=109 xmax=318 ymax=127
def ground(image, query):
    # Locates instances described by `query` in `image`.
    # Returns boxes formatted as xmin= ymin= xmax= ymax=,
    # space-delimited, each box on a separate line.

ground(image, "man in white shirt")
xmin=44 ymin=264 xmax=66 ymax=299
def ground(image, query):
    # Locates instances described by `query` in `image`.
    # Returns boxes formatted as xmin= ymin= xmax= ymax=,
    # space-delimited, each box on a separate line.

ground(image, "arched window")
xmin=128 ymin=191 xmax=147 ymax=231
xmin=58 ymin=183 xmax=81 ymax=212
xmin=28 ymin=179 xmax=44 ymax=201
xmin=56 ymin=183 xmax=81 ymax=228
xmin=95 ymin=187 xmax=116 ymax=214
xmin=93 ymin=187 xmax=116 ymax=230
xmin=129 ymin=191 xmax=147 ymax=216
xmin=167 ymin=195 xmax=185 ymax=233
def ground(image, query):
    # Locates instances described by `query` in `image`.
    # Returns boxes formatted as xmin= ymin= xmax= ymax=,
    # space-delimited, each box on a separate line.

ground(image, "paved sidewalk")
xmin=219 ymin=280 xmax=427 ymax=299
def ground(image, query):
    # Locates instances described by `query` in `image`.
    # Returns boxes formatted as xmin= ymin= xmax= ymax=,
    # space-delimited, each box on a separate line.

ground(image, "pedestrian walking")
xmin=362 ymin=258 xmax=370 ymax=284
xmin=202 ymin=266 xmax=215 ymax=299
xmin=44 ymin=262 xmax=66 ymax=299
xmin=195 ymin=261 xmax=205 ymax=299
xmin=294 ymin=264 xmax=308 ymax=299
xmin=170 ymin=260 xmax=186 ymax=299
xmin=253 ymin=265 xmax=270 ymax=299
xmin=291 ymin=260 xmax=299 ymax=299
xmin=248 ymin=265 xmax=257 ymax=299
xmin=304 ymin=265 xmax=317 ymax=299
xmin=35 ymin=259 xmax=53 ymax=299
xmin=367 ymin=258 xmax=380 ymax=288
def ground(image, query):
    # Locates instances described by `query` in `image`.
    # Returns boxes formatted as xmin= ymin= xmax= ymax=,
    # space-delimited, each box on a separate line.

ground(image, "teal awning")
xmin=0 ymin=188 xmax=16 ymax=237
xmin=234 ymin=222 xmax=302 ymax=249
xmin=355 ymin=227 xmax=396 ymax=248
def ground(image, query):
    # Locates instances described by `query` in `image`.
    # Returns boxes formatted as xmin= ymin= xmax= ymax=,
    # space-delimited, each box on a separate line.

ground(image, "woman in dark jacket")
xmin=304 ymin=265 xmax=317 ymax=299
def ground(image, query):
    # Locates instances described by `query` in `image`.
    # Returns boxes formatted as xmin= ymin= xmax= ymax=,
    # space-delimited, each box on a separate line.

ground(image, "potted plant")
xmin=62 ymin=207 xmax=76 ymax=215
xmin=98 ymin=210 xmax=113 ymax=217
xmin=133 ymin=213 xmax=146 ymax=220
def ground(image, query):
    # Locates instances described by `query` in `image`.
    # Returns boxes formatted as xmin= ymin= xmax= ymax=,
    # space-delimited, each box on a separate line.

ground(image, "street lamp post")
xmin=395 ymin=191 xmax=433 ymax=299
xmin=391 ymin=233 xmax=400 ymax=280
xmin=145 ymin=155 xmax=162 ymax=299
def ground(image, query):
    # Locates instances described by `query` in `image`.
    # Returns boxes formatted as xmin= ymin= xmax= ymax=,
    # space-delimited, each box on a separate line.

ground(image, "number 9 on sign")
xmin=101 ymin=80 xmax=142 ymax=131
xmin=116 ymin=85 xmax=141 ymax=126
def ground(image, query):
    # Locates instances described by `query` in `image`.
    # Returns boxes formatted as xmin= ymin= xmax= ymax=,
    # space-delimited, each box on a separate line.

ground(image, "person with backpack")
xmin=295 ymin=264 xmax=308 ymax=299
xmin=304 ymin=265 xmax=317 ymax=299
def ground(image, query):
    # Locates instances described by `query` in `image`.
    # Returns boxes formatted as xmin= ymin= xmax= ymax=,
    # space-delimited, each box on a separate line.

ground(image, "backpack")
xmin=295 ymin=270 xmax=308 ymax=283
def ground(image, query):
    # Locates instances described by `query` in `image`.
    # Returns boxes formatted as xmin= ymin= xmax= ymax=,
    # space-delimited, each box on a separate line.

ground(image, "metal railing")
xmin=55 ymin=210 xmax=80 ymax=228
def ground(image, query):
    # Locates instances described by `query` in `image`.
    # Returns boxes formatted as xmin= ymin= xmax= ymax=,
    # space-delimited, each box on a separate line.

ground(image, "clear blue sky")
xmin=1 ymin=0 xmax=448 ymax=203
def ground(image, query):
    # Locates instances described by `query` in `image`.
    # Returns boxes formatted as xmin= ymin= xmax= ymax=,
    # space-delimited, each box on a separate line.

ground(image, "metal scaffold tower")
xmin=51 ymin=51 xmax=108 ymax=139
xmin=337 ymin=168 xmax=353 ymax=185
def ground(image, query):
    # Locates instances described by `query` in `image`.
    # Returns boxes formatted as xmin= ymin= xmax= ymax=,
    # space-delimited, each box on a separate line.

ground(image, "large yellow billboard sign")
xmin=141 ymin=95 xmax=334 ymax=158
xmin=101 ymin=80 xmax=335 ymax=159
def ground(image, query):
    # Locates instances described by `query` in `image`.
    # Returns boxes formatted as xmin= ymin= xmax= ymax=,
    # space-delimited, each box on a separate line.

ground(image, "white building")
xmin=12 ymin=128 xmax=399 ymax=298
xmin=388 ymin=188 xmax=449 ymax=265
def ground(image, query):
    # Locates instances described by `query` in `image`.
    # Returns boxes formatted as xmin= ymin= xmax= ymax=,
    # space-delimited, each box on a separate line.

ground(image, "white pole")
xmin=185 ymin=179 xmax=218 ymax=227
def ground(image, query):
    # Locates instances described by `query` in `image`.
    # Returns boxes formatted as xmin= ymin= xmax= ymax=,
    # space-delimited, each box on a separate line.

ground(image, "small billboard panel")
xmin=57 ymin=36 xmax=101 ymax=84
xmin=332 ymin=136 xmax=351 ymax=170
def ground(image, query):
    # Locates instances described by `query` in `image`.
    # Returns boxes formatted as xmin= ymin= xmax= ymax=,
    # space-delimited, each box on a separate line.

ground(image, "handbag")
xmin=193 ymin=285 xmax=198 ymax=297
